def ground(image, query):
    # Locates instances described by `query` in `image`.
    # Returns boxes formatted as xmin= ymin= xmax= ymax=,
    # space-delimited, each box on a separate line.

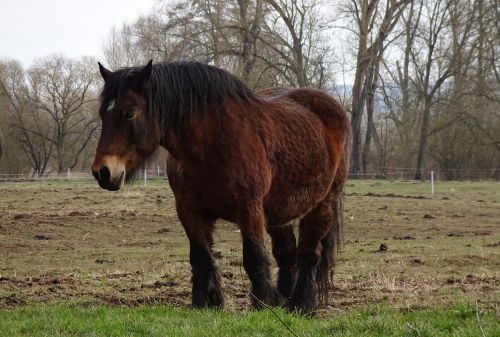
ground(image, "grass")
xmin=0 ymin=178 xmax=499 ymax=335
xmin=1 ymin=302 xmax=498 ymax=337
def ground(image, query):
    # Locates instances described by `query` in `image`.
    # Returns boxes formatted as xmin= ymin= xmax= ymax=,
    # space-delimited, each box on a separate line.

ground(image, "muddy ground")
xmin=0 ymin=179 xmax=498 ymax=314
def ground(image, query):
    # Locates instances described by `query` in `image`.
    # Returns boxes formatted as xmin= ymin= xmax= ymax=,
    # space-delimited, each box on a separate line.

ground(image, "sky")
xmin=0 ymin=0 xmax=156 ymax=68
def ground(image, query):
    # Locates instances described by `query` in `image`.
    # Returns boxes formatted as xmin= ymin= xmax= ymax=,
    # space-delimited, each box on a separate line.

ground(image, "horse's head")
xmin=92 ymin=60 xmax=159 ymax=191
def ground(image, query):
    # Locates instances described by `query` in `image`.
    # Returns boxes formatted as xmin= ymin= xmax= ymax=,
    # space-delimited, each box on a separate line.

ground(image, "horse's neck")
xmin=159 ymin=114 xmax=216 ymax=164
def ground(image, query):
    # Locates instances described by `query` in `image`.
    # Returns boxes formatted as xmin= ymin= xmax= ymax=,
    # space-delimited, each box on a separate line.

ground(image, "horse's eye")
xmin=124 ymin=108 xmax=136 ymax=120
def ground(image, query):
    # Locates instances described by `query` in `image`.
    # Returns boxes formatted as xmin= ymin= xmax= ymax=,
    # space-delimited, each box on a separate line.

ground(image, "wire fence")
xmin=348 ymin=167 xmax=499 ymax=181
xmin=0 ymin=167 xmax=498 ymax=183
xmin=0 ymin=167 xmax=166 ymax=184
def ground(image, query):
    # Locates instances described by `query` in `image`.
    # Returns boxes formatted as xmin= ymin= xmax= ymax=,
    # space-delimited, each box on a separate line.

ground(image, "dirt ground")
xmin=0 ymin=179 xmax=498 ymax=314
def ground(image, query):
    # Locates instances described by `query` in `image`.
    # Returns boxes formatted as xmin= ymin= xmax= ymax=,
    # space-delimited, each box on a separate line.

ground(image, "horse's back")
xmin=258 ymin=87 xmax=350 ymax=138
xmin=256 ymin=88 xmax=351 ymax=225
xmin=257 ymin=87 xmax=351 ymax=171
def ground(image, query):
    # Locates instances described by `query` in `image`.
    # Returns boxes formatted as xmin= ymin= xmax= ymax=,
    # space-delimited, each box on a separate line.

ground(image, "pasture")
xmin=0 ymin=179 xmax=499 ymax=335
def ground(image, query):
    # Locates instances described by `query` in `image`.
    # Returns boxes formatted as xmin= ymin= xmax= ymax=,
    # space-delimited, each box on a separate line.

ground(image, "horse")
xmin=92 ymin=60 xmax=352 ymax=313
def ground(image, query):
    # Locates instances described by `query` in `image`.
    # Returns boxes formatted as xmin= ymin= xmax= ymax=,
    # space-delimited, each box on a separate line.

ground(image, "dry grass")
xmin=0 ymin=179 xmax=498 ymax=314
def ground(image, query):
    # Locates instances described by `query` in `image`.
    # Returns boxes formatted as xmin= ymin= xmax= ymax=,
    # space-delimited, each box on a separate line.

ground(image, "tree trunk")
xmin=414 ymin=97 xmax=431 ymax=180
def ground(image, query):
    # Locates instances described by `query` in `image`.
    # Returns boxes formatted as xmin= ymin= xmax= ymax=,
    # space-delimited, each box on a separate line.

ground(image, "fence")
xmin=0 ymin=167 xmax=166 ymax=185
xmin=0 ymin=167 xmax=498 ymax=184
xmin=347 ymin=167 xmax=499 ymax=181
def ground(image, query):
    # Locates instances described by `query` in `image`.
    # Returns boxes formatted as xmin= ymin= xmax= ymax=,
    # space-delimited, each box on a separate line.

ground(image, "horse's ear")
xmin=98 ymin=62 xmax=112 ymax=82
xmin=136 ymin=60 xmax=153 ymax=85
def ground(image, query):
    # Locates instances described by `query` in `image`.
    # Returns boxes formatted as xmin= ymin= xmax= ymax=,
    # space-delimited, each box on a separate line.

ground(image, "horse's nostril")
xmin=92 ymin=169 xmax=99 ymax=181
xmin=99 ymin=166 xmax=111 ymax=184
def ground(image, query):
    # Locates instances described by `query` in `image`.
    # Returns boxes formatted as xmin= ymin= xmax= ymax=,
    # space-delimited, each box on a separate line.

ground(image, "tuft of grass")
xmin=0 ymin=303 xmax=498 ymax=337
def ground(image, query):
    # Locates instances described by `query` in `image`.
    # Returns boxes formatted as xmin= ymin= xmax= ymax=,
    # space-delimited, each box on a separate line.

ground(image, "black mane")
xmin=101 ymin=62 xmax=258 ymax=132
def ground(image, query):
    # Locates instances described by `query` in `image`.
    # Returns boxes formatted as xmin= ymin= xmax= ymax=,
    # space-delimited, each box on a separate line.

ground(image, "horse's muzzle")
xmin=92 ymin=166 xmax=124 ymax=191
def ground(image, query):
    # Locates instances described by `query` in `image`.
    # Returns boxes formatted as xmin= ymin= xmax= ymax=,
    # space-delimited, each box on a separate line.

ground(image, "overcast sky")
xmin=0 ymin=0 xmax=156 ymax=68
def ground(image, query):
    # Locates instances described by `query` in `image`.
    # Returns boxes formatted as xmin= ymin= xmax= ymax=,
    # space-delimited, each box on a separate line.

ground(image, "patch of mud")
xmin=378 ymin=243 xmax=388 ymax=252
xmin=68 ymin=210 xmax=95 ymax=217
xmin=348 ymin=192 xmax=428 ymax=199
xmin=447 ymin=230 xmax=491 ymax=237
xmin=473 ymin=230 xmax=491 ymax=236
xmin=33 ymin=234 xmax=52 ymax=240
xmin=393 ymin=236 xmax=415 ymax=240
xmin=446 ymin=274 xmax=498 ymax=288
xmin=95 ymin=258 xmax=115 ymax=264
xmin=141 ymin=280 xmax=178 ymax=289
xmin=1 ymin=294 xmax=25 ymax=307
xmin=13 ymin=213 xmax=31 ymax=220
xmin=447 ymin=231 xmax=467 ymax=237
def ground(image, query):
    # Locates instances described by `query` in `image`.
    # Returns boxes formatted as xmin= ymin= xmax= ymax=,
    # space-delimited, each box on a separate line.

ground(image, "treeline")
xmin=0 ymin=0 xmax=498 ymax=179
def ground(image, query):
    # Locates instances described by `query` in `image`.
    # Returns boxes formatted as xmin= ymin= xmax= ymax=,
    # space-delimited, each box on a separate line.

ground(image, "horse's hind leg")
xmin=290 ymin=198 xmax=334 ymax=314
xmin=267 ymin=225 xmax=297 ymax=298
xmin=176 ymin=207 xmax=224 ymax=308
xmin=239 ymin=204 xmax=282 ymax=308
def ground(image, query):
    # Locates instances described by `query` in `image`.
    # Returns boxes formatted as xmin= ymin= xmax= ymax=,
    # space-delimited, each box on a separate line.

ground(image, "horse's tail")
xmin=317 ymin=194 xmax=344 ymax=303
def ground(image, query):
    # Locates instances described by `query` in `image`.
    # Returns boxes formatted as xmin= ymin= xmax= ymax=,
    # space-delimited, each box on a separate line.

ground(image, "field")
xmin=0 ymin=179 xmax=499 ymax=335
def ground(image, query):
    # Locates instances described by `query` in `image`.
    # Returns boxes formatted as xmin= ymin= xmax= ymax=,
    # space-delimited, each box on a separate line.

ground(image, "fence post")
xmin=431 ymin=171 xmax=434 ymax=194
xmin=144 ymin=169 xmax=147 ymax=187
xmin=67 ymin=168 xmax=70 ymax=180
xmin=157 ymin=165 xmax=160 ymax=177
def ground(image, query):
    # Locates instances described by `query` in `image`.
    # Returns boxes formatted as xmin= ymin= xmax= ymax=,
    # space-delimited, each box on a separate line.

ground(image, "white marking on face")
xmin=107 ymin=100 xmax=116 ymax=112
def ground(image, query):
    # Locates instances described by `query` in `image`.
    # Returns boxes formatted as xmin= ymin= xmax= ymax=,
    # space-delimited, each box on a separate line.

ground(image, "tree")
xmin=343 ymin=0 xmax=409 ymax=175
xmin=0 ymin=59 xmax=52 ymax=174
xmin=0 ymin=56 xmax=99 ymax=174
xmin=260 ymin=0 xmax=333 ymax=88
xmin=27 ymin=56 xmax=99 ymax=173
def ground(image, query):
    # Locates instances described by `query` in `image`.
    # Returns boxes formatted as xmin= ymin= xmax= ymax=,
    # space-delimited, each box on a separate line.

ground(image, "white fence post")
xmin=431 ymin=171 xmax=434 ymax=194
xmin=157 ymin=165 xmax=160 ymax=177
xmin=67 ymin=168 xmax=70 ymax=180
xmin=144 ymin=170 xmax=147 ymax=187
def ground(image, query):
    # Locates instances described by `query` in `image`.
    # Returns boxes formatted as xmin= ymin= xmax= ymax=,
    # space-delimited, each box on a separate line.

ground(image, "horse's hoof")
xmin=192 ymin=290 xmax=224 ymax=309
xmin=251 ymin=287 xmax=284 ymax=309
xmin=285 ymin=297 xmax=318 ymax=316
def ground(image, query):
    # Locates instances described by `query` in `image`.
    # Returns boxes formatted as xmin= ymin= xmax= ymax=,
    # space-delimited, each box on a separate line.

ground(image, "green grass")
xmin=0 ymin=303 xmax=498 ymax=337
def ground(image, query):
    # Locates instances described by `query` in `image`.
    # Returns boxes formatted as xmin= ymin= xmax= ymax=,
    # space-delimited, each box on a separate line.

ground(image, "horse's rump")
xmin=256 ymin=88 xmax=351 ymax=226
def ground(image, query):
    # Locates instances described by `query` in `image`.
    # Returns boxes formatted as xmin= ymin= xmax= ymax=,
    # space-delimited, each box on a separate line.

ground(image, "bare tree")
xmin=0 ymin=56 xmax=99 ymax=174
xmin=0 ymin=59 xmax=53 ymax=174
xmin=343 ymin=0 xmax=409 ymax=175
xmin=27 ymin=56 xmax=99 ymax=173
xmin=260 ymin=0 xmax=333 ymax=88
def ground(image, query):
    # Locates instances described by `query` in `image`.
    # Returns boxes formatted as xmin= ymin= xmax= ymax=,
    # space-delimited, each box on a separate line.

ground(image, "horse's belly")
xmin=264 ymin=179 xmax=332 ymax=226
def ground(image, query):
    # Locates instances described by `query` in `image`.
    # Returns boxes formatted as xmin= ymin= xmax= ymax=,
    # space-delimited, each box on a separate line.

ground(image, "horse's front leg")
xmin=239 ymin=204 xmax=283 ymax=308
xmin=176 ymin=206 xmax=224 ymax=308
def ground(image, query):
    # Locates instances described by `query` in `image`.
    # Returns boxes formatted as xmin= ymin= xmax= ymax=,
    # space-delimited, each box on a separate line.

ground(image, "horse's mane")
xmin=101 ymin=62 xmax=258 ymax=132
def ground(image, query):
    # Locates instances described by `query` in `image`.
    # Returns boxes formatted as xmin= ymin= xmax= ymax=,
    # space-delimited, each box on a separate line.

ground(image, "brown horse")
xmin=92 ymin=60 xmax=351 ymax=313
